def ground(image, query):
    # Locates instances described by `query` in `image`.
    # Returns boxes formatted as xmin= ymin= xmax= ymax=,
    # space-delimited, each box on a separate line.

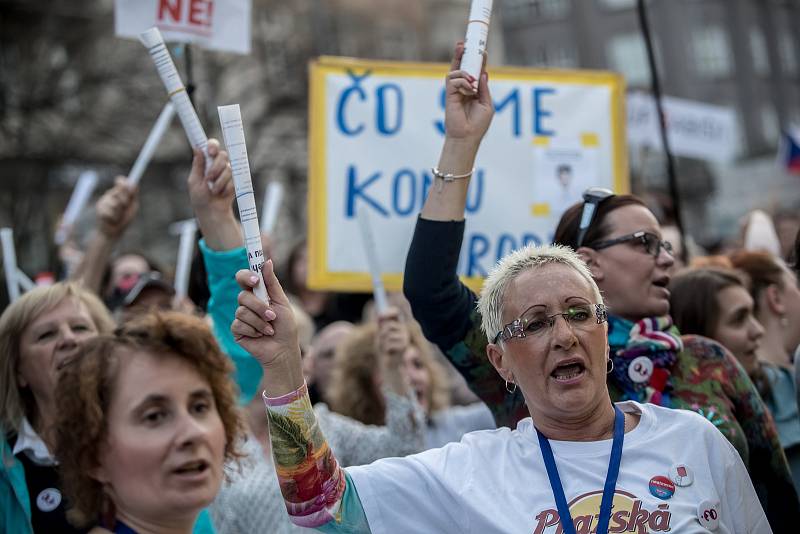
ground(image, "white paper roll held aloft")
xmin=128 ymin=102 xmax=176 ymax=187
xmin=217 ymin=104 xmax=269 ymax=304
xmin=139 ymin=28 xmax=212 ymax=172
xmin=260 ymin=181 xmax=284 ymax=234
xmin=173 ymin=219 xmax=197 ymax=299
xmin=356 ymin=211 xmax=389 ymax=315
xmin=55 ymin=170 xmax=99 ymax=246
xmin=461 ymin=0 xmax=493 ymax=86
xmin=1 ymin=228 xmax=20 ymax=302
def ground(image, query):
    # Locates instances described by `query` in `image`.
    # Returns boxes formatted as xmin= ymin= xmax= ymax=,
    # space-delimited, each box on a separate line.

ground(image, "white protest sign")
xmin=308 ymin=58 xmax=627 ymax=292
xmin=115 ymin=0 xmax=251 ymax=55
xmin=627 ymin=91 xmax=739 ymax=163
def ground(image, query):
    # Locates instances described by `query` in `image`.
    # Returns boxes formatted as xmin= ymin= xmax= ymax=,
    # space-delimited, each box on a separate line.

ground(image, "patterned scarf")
xmin=607 ymin=315 xmax=683 ymax=406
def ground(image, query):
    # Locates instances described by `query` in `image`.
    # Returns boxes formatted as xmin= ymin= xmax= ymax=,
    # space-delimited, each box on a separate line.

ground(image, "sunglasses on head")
xmin=575 ymin=187 xmax=615 ymax=248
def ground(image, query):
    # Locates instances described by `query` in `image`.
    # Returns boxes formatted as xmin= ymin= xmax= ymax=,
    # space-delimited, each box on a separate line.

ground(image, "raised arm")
xmin=231 ymin=263 xmax=370 ymax=531
xmin=71 ymin=177 xmax=138 ymax=293
xmin=403 ymin=44 xmax=526 ymax=427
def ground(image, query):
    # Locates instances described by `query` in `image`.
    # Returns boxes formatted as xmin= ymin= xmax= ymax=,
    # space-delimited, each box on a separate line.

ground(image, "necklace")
xmin=536 ymin=406 xmax=625 ymax=534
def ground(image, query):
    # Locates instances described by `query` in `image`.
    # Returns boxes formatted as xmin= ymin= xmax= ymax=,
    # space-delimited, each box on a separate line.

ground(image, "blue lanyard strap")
xmin=112 ymin=520 xmax=138 ymax=534
xmin=536 ymin=405 xmax=625 ymax=534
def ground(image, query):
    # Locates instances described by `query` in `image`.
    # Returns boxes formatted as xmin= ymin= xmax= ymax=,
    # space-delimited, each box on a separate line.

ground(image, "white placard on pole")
xmin=356 ymin=212 xmax=389 ymax=315
xmin=1 ymin=228 xmax=20 ymax=302
xmin=55 ymin=171 xmax=99 ymax=246
xmin=139 ymin=28 xmax=213 ymax=173
xmin=218 ymin=104 xmax=269 ymax=303
xmin=260 ymin=181 xmax=284 ymax=234
xmin=128 ymin=102 xmax=176 ymax=186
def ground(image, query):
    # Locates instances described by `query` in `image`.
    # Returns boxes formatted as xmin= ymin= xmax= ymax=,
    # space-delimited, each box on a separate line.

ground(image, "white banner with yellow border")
xmin=308 ymin=57 xmax=628 ymax=293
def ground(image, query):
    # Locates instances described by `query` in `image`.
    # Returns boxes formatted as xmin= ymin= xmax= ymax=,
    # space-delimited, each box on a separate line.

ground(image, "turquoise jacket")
xmin=199 ymin=240 xmax=261 ymax=403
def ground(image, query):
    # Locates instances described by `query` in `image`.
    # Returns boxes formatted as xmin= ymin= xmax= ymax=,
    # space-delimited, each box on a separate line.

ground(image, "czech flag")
xmin=778 ymin=128 xmax=800 ymax=174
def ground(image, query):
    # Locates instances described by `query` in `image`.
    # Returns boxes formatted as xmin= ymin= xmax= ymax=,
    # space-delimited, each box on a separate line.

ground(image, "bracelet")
xmin=431 ymin=167 xmax=474 ymax=192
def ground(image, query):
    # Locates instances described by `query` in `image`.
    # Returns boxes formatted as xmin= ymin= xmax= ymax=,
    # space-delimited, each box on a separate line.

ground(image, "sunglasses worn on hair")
xmin=493 ymin=303 xmax=608 ymax=344
xmin=589 ymin=231 xmax=673 ymax=258
xmin=575 ymin=187 xmax=615 ymax=249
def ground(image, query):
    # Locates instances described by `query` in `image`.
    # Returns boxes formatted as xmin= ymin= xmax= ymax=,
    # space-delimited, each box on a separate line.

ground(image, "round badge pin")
xmin=36 ymin=488 xmax=61 ymax=512
xmin=628 ymin=356 xmax=654 ymax=383
xmin=649 ymin=475 xmax=675 ymax=500
xmin=669 ymin=463 xmax=694 ymax=487
xmin=697 ymin=499 xmax=720 ymax=530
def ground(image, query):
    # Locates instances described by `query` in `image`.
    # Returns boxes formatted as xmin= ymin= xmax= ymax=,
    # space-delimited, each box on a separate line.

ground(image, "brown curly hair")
xmin=328 ymin=318 xmax=449 ymax=425
xmin=54 ymin=310 xmax=244 ymax=527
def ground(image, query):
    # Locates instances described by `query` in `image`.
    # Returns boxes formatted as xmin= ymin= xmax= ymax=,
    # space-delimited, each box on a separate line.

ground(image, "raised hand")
xmin=96 ymin=177 xmax=139 ymax=238
xmin=443 ymin=42 xmax=494 ymax=146
xmin=187 ymin=139 xmax=234 ymax=217
xmin=231 ymin=260 xmax=304 ymax=396
xmin=187 ymin=138 xmax=241 ymax=251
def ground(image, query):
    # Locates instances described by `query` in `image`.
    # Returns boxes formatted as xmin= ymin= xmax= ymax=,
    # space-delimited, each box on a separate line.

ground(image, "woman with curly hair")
xmin=54 ymin=310 xmax=244 ymax=533
xmin=327 ymin=309 xmax=494 ymax=450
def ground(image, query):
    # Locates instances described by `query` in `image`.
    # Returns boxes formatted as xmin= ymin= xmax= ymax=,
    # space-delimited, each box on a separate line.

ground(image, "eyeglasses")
xmin=493 ymin=303 xmax=608 ymax=344
xmin=588 ymin=231 xmax=673 ymax=258
xmin=575 ymin=187 xmax=615 ymax=249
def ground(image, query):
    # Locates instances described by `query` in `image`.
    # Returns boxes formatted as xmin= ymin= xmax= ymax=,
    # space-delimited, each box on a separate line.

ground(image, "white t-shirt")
xmin=347 ymin=401 xmax=770 ymax=534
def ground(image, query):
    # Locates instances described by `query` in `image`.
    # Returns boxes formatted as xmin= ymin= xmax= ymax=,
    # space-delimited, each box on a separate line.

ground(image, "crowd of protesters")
xmin=2 ymin=41 xmax=800 ymax=534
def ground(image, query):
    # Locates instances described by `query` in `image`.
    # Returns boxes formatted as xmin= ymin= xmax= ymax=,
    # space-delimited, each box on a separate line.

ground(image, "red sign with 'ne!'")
xmin=158 ymin=0 xmax=214 ymax=36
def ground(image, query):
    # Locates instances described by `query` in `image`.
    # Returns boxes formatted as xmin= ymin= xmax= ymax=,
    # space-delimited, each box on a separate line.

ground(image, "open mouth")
xmin=173 ymin=460 xmax=209 ymax=476
xmin=551 ymin=361 xmax=586 ymax=382
xmin=55 ymin=357 xmax=75 ymax=372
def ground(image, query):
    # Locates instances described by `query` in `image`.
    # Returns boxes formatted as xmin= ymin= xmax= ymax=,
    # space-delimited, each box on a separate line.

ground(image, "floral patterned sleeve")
xmin=674 ymin=336 xmax=800 ymax=529
xmin=263 ymin=383 xmax=372 ymax=532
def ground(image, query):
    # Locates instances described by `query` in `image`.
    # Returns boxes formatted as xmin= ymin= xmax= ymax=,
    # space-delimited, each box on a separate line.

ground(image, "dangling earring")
xmin=606 ymin=358 xmax=614 ymax=374
xmin=780 ymin=315 xmax=789 ymax=328
xmin=505 ymin=378 xmax=517 ymax=394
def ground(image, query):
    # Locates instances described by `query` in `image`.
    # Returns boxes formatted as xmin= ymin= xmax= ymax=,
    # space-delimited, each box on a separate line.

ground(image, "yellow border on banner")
xmin=307 ymin=56 xmax=628 ymax=294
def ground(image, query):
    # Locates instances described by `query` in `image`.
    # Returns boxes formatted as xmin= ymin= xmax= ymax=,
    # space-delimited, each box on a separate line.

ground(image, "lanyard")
xmin=112 ymin=520 xmax=138 ymax=534
xmin=536 ymin=406 xmax=624 ymax=534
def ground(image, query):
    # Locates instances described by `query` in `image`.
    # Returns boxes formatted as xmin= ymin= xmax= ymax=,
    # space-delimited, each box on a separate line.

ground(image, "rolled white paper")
xmin=461 ymin=0 xmax=493 ymax=86
xmin=260 ymin=181 xmax=284 ymax=234
xmin=139 ymin=28 xmax=212 ymax=172
xmin=173 ymin=219 xmax=197 ymax=299
xmin=356 ymin=211 xmax=389 ymax=315
xmin=55 ymin=170 xmax=98 ymax=246
xmin=1 ymin=228 xmax=20 ymax=302
xmin=217 ymin=104 xmax=269 ymax=303
xmin=128 ymin=102 xmax=176 ymax=186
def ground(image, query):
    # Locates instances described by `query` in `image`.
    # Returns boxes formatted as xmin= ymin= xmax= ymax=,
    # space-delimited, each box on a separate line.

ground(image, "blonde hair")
xmin=328 ymin=318 xmax=448 ymax=423
xmin=478 ymin=244 xmax=602 ymax=342
xmin=0 ymin=283 xmax=114 ymax=434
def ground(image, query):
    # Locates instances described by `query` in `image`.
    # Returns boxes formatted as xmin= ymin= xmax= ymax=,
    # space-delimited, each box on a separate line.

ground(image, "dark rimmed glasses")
xmin=575 ymin=187 xmax=615 ymax=248
xmin=493 ymin=303 xmax=608 ymax=344
xmin=588 ymin=231 xmax=673 ymax=258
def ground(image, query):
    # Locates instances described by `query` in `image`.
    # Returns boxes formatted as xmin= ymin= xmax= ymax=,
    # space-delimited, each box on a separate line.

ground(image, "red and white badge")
xmin=697 ymin=499 xmax=720 ymax=530
xmin=628 ymin=356 xmax=654 ymax=383
xmin=669 ymin=463 xmax=694 ymax=487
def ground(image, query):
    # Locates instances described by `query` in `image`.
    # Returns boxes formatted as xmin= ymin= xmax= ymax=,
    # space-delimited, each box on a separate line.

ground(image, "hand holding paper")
xmin=96 ymin=177 xmax=139 ymax=239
